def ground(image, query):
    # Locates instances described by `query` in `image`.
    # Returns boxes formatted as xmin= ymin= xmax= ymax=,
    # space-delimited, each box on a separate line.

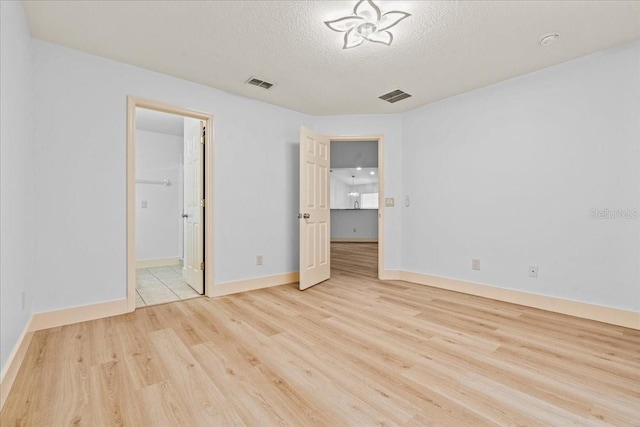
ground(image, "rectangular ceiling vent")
xmin=246 ymin=77 xmax=275 ymax=90
xmin=379 ymin=89 xmax=412 ymax=103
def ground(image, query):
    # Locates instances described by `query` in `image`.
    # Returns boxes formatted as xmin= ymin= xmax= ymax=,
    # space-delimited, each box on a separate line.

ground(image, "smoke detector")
xmin=539 ymin=33 xmax=560 ymax=46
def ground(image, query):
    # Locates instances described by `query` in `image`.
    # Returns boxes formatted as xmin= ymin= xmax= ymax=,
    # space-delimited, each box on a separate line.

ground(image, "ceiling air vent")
xmin=379 ymin=89 xmax=412 ymax=103
xmin=246 ymin=77 xmax=275 ymax=90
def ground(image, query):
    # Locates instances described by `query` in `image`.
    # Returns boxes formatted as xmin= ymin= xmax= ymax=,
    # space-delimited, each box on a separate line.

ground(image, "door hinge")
xmin=200 ymin=262 xmax=205 ymax=271
xmin=201 ymin=199 xmax=206 ymax=207
xmin=201 ymin=126 xmax=206 ymax=144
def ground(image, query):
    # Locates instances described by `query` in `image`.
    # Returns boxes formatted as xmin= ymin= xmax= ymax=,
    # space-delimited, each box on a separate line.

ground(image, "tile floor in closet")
xmin=136 ymin=265 xmax=200 ymax=306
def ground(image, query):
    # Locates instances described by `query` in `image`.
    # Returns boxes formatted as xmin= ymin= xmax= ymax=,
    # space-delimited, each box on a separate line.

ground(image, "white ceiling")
xmin=23 ymin=1 xmax=640 ymax=115
xmin=135 ymin=108 xmax=184 ymax=136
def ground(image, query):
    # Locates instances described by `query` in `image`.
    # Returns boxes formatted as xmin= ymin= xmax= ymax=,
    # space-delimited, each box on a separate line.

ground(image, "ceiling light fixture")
xmin=324 ymin=0 xmax=411 ymax=49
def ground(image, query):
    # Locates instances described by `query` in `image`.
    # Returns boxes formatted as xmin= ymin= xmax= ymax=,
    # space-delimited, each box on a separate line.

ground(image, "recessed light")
xmin=370 ymin=171 xmax=375 ymax=175
xmin=356 ymin=167 xmax=362 ymax=170
xmin=539 ymin=33 xmax=559 ymax=46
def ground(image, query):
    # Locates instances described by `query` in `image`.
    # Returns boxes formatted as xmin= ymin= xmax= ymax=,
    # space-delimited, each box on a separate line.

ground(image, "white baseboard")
xmin=29 ymin=299 xmax=128 ymax=332
xmin=136 ymin=257 xmax=180 ymax=268
xmin=211 ymin=272 xmax=299 ymax=297
xmin=0 ymin=315 xmax=34 ymax=411
xmin=399 ymin=271 xmax=640 ymax=330
xmin=379 ymin=270 xmax=401 ymax=280
xmin=331 ymin=238 xmax=378 ymax=243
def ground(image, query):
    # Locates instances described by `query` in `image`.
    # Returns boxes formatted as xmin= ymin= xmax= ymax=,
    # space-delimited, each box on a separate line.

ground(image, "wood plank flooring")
xmin=2 ymin=243 xmax=639 ymax=426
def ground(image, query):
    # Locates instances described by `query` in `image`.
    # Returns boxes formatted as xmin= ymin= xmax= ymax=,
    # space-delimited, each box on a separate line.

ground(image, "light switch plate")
xmin=385 ymin=198 xmax=395 ymax=207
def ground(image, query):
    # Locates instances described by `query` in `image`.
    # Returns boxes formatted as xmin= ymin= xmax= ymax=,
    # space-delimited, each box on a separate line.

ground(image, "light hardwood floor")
xmin=2 ymin=243 xmax=639 ymax=426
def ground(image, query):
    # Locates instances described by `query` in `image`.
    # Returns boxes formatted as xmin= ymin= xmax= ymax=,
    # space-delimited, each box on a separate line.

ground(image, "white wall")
xmin=0 ymin=1 xmax=35 ymax=370
xmin=309 ymin=115 xmax=403 ymax=271
xmin=331 ymin=210 xmax=378 ymax=240
xmin=32 ymin=40 xmax=307 ymax=313
xmin=9 ymin=17 xmax=635 ymax=331
xmin=135 ymin=129 xmax=183 ymax=261
xmin=402 ymin=40 xmax=640 ymax=311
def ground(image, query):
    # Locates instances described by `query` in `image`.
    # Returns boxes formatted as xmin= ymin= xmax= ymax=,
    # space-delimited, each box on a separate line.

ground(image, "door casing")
xmin=126 ymin=96 xmax=214 ymax=311
xmin=328 ymin=134 xmax=385 ymax=279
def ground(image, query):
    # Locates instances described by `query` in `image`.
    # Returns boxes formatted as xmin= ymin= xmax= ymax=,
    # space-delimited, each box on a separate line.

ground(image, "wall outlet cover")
xmin=529 ymin=265 xmax=538 ymax=278
xmin=472 ymin=259 xmax=480 ymax=270
xmin=385 ymin=198 xmax=395 ymax=207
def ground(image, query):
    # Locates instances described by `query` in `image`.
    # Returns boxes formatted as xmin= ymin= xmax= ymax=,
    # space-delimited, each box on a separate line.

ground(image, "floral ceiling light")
xmin=324 ymin=0 xmax=411 ymax=49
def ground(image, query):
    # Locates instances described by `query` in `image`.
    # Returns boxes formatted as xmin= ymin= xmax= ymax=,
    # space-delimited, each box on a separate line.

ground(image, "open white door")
xmin=299 ymin=127 xmax=330 ymax=290
xmin=183 ymin=118 xmax=204 ymax=294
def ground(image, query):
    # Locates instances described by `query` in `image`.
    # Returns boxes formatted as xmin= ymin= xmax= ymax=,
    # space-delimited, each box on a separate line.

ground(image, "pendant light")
xmin=348 ymin=175 xmax=359 ymax=197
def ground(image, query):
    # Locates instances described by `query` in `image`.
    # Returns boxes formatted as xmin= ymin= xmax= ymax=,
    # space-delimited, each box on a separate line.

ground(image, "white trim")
xmin=210 ymin=272 xmax=299 ymax=297
xmin=331 ymin=238 xmax=378 ymax=243
xmin=379 ymin=270 xmax=401 ymax=281
xmin=0 ymin=316 xmax=33 ymax=411
xmin=29 ymin=299 xmax=128 ymax=332
xmin=399 ymin=271 xmax=640 ymax=330
xmin=127 ymin=96 xmax=215 ymax=312
xmin=136 ymin=257 xmax=180 ymax=268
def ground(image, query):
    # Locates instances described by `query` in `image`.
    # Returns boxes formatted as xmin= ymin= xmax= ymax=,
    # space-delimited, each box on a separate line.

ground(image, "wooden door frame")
xmin=328 ymin=134 xmax=385 ymax=279
xmin=126 ymin=96 xmax=214 ymax=312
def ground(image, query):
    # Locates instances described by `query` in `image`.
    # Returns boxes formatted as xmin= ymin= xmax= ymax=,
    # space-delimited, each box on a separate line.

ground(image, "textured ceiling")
xmin=23 ymin=1 xmax=640 ymax=115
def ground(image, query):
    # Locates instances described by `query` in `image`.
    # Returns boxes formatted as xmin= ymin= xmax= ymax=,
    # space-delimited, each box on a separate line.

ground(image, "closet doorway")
xmin=126 ymin=97 xmax=214 ymax=311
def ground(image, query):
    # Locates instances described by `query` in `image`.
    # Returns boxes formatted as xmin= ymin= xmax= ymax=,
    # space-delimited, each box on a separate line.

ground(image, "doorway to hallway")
xmin=298 ymin=128 xmax=384 ymax=291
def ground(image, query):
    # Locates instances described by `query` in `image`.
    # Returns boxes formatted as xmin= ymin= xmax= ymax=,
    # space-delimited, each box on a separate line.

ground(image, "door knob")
xmin=182 ymin=213 xmax=189 ymax=218
xmin=303 ymin=213 xmax=310 ymax=219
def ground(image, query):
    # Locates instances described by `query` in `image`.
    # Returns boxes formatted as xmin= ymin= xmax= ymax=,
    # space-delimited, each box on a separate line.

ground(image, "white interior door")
xmin=299 ymin=127 xmax=330 ymax=290
xmin=183 ymin=118 xmax=204 ymax=294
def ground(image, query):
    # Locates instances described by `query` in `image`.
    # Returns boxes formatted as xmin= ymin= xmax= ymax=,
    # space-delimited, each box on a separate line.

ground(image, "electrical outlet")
xmin=256 ymin=255 xmax=263 ymax=266
xmin=353 ymin=228 xmax=357 ymax=233
xmin=472 ymin=259 xmax=480 ymax=271
xmin=529 ymin=265 xmax=538 ymax=278
xmin=385 ymin=198 xmax=395 ymax=207
xmin=141 ymin=200 xmax=147 ymax=208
